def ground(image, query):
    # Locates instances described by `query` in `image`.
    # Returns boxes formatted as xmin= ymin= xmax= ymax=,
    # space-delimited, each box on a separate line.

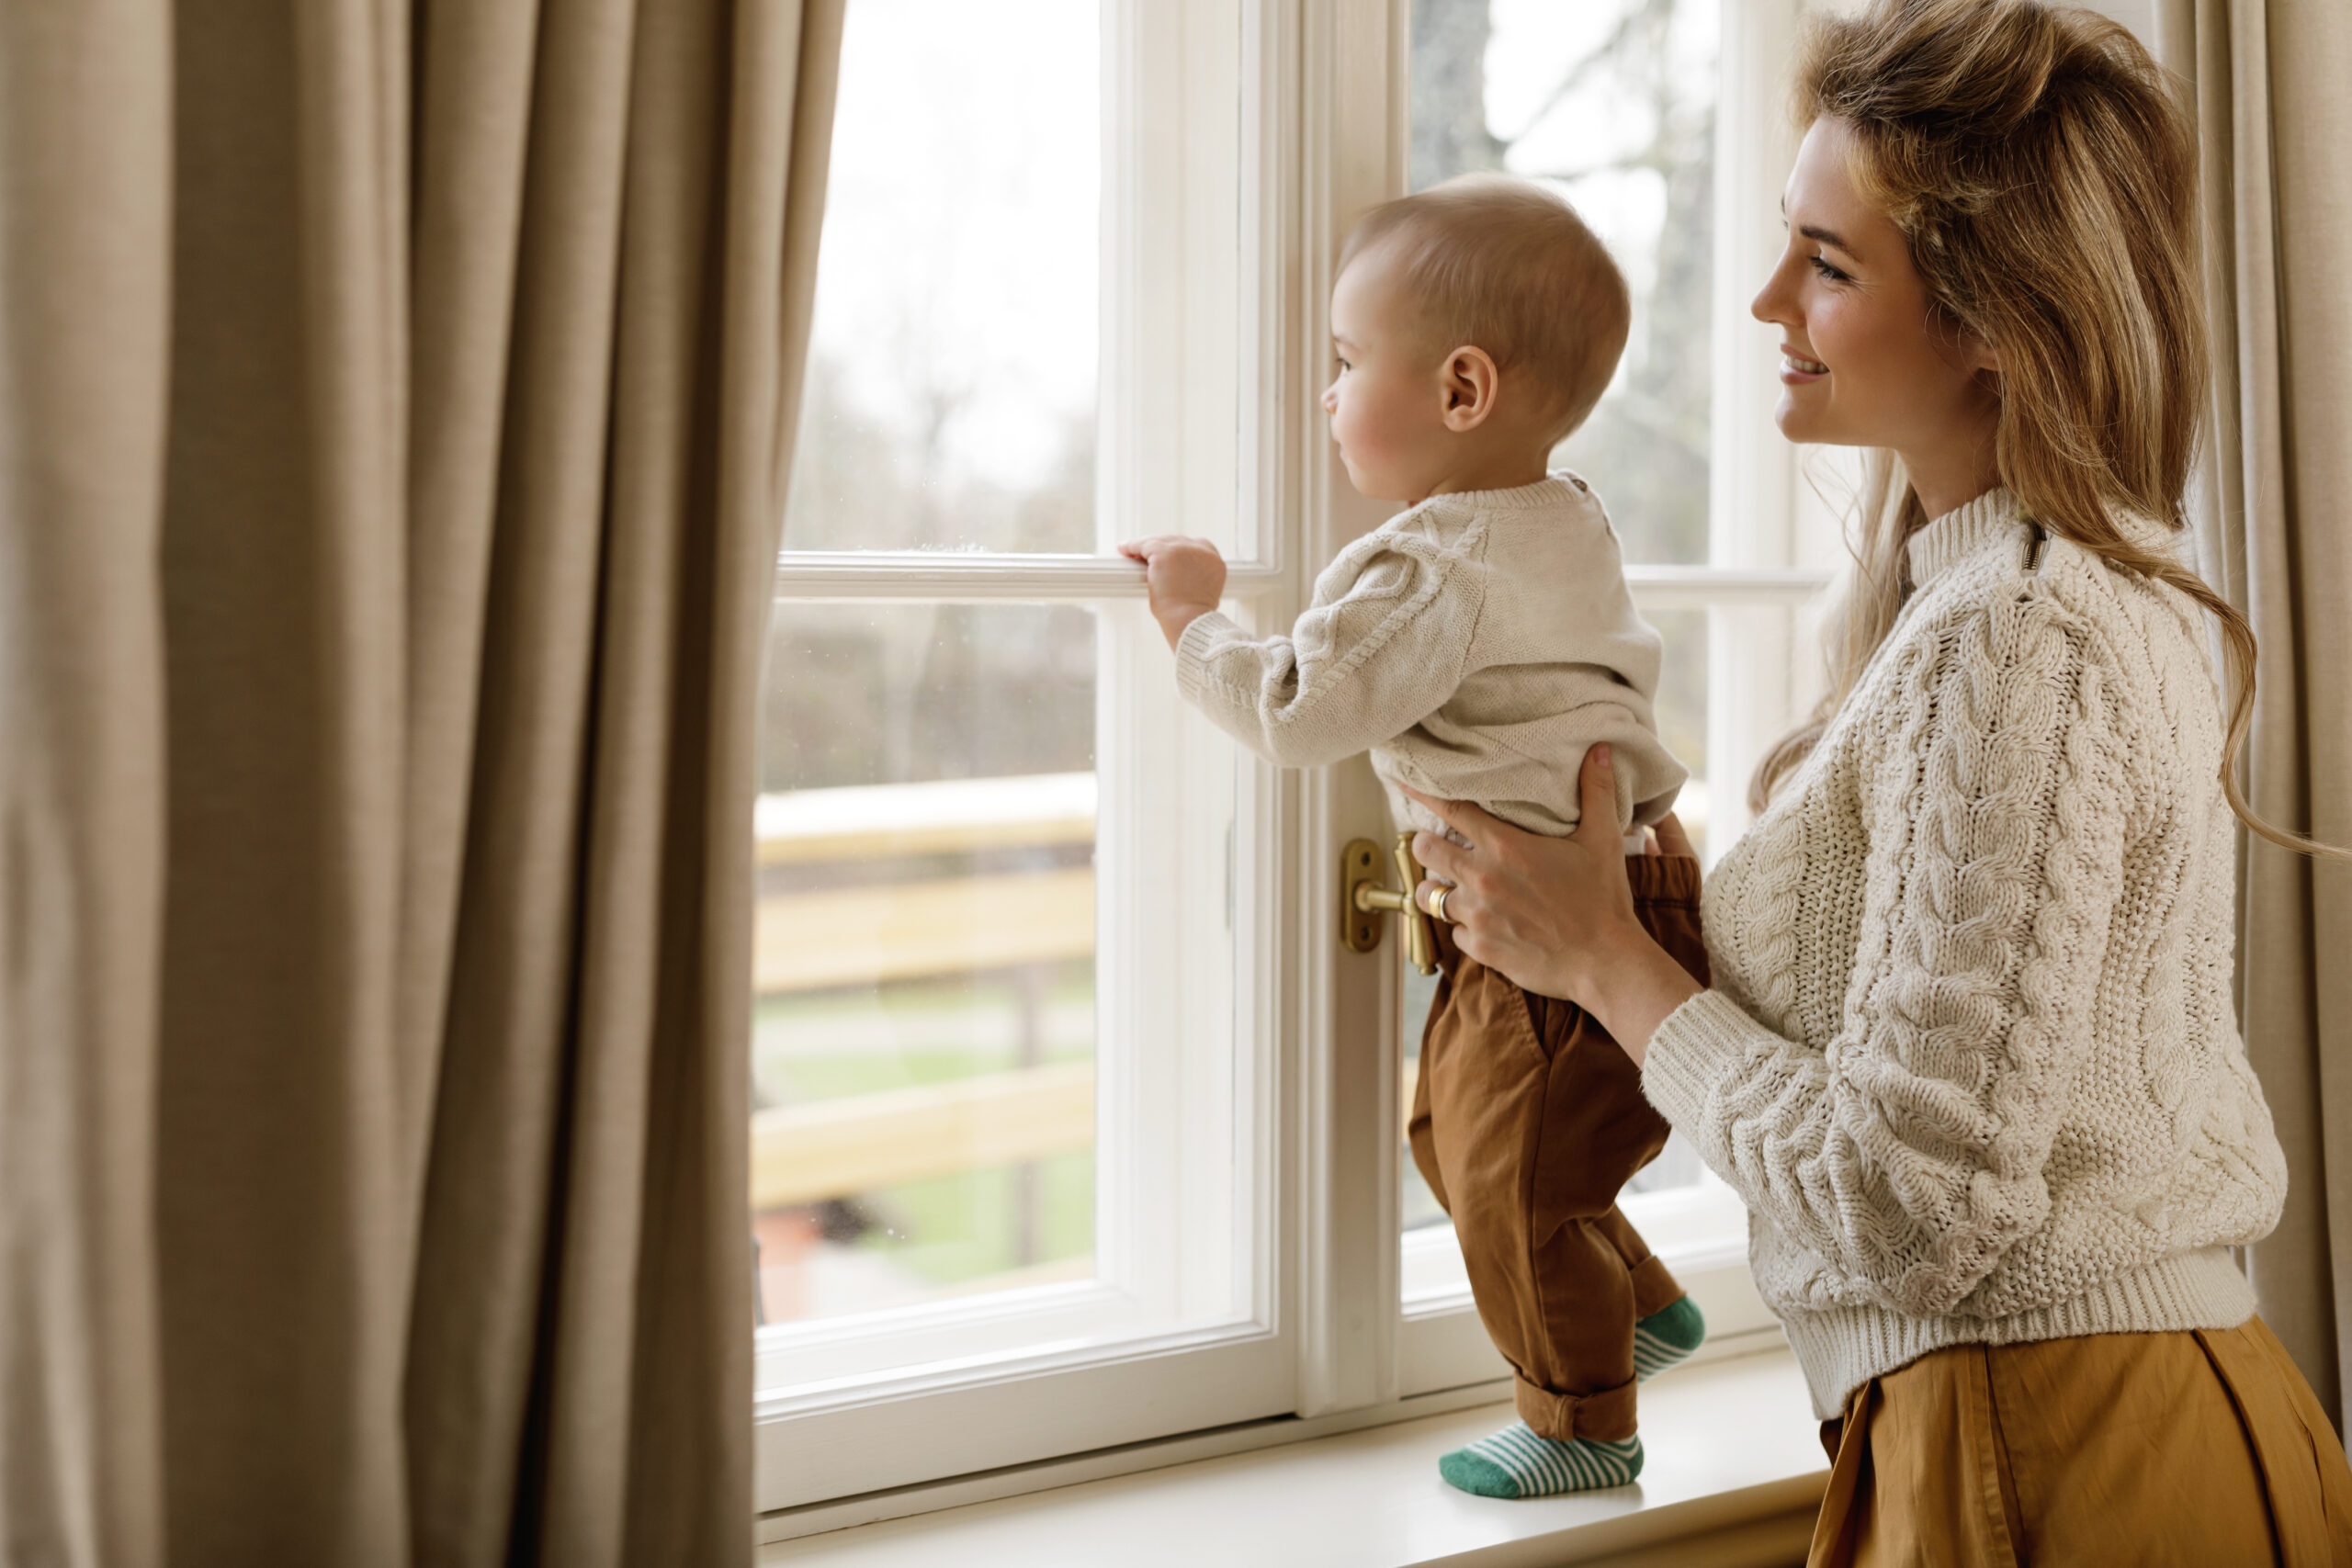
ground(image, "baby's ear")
xmin=1441 ymin=345 xmax=1500 ymax=431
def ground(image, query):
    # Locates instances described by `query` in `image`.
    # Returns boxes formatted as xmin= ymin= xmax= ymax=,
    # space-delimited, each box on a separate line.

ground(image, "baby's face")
xmin=1321 ymin=245 xmax=1453 ymax=502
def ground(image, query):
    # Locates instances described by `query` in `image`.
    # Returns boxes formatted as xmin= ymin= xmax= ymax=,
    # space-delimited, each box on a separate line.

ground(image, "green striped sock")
xmin=1438 ymin=1424 xmax=1644 ymax=1498
xmin=1633 ymin=1294 xmax=1704 ymax=1380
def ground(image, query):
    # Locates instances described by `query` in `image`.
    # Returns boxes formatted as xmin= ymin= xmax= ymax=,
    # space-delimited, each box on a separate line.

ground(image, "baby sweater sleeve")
xmin=1172 ymin=528 xmax=1482 ymax=768
xmin=1641 ymin=585 xmax=2134 ymax=1317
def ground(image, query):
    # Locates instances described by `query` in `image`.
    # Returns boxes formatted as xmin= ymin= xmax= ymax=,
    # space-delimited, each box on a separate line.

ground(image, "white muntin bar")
xmin=772 ymin=551 xmax=1830 ymax=609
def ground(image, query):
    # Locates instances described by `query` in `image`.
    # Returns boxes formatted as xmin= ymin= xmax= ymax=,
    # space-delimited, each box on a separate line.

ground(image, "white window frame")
xmin=756 ymin=0 xmax=1833 ymax=1534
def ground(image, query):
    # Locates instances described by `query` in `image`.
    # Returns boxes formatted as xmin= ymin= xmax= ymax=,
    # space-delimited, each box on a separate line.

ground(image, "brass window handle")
xmin=1341 ymin=833 xmax=1436 ymax=976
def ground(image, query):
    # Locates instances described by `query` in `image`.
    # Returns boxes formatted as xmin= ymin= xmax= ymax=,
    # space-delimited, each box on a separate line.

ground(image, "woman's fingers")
xmin=1415 ymin=876 xmax=1456 ymax=919
xmin=1654 ymin=810 xmax=1696 ymax=859
xmin=1409 ymin=831 xmax=1464 ymax=886
xmin=1399 ymin=787 xmax=1518 ymax=881
xmin=1398 ymin=785 xmax=1488 ymax=843
xmin=1569 ymin=744 xmax=1622 ymax=852
xmin=1564 ymin=748 xmax=1636 ymax=921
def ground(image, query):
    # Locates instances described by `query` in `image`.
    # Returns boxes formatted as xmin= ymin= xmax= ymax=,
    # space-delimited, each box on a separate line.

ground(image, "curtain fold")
xmin=0 ymin=0 xmax=842 ymax=1560
xmin=0 ymin=5 xmax=173 ymax=1563
xmin=2156 ymin=0 xmax=2352 ymax=1430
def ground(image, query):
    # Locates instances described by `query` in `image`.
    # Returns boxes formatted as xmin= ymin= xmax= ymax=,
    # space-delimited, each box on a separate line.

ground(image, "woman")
xmin=1403 ymin=0 xmax=2352 ymax=1562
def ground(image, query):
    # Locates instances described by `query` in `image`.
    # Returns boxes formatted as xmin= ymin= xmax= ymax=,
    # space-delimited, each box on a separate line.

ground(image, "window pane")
xmin=753 ymin=601 xmax=1251 ymax=1386
xmin=784 ymin=1 xmax=1100 ymax=553
xmin=1410 ymin=0 xmax=1718 ymax=565
xmin=754 ymin=603 xmax=1098 ymax=1324
xmin=783 ymin=0 xmax=1246 ymax=558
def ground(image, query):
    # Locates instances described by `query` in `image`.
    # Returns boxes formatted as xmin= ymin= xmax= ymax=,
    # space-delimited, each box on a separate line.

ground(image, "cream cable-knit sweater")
xmin=1175 ymin=472 xmax=1685 ymax=839
xmin=1643 ymin=488 xmax=2288 ymax=1419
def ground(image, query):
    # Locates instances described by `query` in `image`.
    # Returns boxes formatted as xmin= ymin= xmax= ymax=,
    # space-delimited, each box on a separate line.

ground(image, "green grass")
xmin=753 ymin=964 xmax=1094 ymax=1107
xmin=858 ymin=1152 xmax=1095 ymax=1287
xmin=755 ymin=963 xmax=1098 ymax=1289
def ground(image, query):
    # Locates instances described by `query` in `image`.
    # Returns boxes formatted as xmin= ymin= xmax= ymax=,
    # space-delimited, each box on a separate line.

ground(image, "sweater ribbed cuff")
xmin=1173 ymin=611 xmax=1241 ymax=709
xmin=1639 ymin=987 xmax=1758 ymax=1132
xmin=1777 ymin=1247 xmax=2258 ymax=1419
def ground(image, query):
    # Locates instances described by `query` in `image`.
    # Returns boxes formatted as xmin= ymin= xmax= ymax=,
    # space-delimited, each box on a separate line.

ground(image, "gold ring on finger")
xmin=1430 ymin=885 xmax=1453 ymax=924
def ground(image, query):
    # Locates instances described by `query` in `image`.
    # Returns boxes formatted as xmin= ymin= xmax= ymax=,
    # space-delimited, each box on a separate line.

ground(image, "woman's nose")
xmin=1752 ymin=256 xmax=1794 ymax=327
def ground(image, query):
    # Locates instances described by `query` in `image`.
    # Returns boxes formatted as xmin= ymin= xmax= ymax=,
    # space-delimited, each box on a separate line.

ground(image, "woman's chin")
xmin=1772 ymin=397 xmax=1837 ymax=446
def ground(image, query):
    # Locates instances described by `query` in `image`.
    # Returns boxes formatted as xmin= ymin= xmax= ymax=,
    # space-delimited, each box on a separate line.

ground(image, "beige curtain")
xmin=2156 ymin=0 xmax=2352 ymax=1429
xmin=0 ymin=0 xmax=842 ymax=1561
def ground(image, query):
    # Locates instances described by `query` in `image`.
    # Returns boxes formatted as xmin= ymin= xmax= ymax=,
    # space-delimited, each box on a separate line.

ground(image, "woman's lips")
xmin=1781 ymin=349 xmax=1828 ymax=384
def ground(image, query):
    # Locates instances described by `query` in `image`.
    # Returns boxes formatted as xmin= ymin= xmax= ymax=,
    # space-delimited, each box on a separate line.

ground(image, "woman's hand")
xmin=1404 ymin=745 xmax=1704 ymax=1064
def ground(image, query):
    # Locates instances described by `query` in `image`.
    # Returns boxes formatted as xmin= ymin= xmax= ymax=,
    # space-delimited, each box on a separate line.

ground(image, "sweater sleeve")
xmin=1172 ymin=529 xmax=1481 ymax=768
xmin=1641 ymin=586 xmax=2133 ymax=1317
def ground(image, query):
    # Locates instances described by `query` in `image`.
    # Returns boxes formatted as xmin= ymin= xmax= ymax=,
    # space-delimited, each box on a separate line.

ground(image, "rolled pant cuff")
xmin=1514 ymin=1372 xmax=1639 ymax=1442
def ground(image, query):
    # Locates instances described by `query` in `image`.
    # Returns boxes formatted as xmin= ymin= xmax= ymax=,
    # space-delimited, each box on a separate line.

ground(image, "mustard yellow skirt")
xmin=1809 ymin=1317 xmax=2352 ymax=1567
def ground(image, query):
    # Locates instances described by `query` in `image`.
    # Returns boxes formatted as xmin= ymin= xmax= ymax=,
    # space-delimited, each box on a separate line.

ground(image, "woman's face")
xmin=1751 ymin=117 xmax=1999 ymax=465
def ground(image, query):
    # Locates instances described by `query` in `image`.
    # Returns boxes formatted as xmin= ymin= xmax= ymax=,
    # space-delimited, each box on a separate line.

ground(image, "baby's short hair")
xmin=1339 ymin=175 xmax=1630 ymax=444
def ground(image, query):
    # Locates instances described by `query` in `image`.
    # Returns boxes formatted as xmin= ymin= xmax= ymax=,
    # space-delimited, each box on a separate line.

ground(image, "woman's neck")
xmin=1901 ymin=422 xmax=2004 ymax=523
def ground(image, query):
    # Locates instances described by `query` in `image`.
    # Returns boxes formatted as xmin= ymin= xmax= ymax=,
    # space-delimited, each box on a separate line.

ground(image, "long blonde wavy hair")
xmin=1749 ymin=0 xmax=2340 ymax=859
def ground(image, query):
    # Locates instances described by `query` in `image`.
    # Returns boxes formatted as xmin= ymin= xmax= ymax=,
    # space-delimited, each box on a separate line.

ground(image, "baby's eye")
xmin=1334 ymin=356 xmax=1351 ymax=373
xmin=1807 ymin=254 xmax=1850 ymax=284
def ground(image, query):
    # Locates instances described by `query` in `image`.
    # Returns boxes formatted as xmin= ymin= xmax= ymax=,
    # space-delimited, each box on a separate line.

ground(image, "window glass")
xmin=754 ymin=604 xmax=1098 ymax=1324
xmin=1410 ymin=0 xmax=1718 ymax=566
xmin=753 ymin=599 xmax=1251 ymax=1393
xmin=783 ymin=0 xmax=1100 ymax=553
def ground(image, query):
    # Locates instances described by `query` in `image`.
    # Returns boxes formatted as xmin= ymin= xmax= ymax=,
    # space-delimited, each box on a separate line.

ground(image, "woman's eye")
xmin=1807 ymin=254 xmax=1850 ymax=284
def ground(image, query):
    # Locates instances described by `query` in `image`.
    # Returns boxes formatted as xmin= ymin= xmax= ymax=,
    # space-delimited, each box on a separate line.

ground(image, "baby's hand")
xmin=1117 ymin=535 xmax=1227 ymax=650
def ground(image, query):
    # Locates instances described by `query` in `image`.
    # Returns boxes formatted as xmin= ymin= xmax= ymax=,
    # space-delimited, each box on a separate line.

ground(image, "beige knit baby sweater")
xmin=1642 ymin=489 xmax=2288 ymax=1420
xmin=1175 ymin=472 xmax=1685 ymax=839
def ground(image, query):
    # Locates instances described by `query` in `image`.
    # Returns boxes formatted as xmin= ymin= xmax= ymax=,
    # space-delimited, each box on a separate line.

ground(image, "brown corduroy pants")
xmin=1407 ymin=853 xmax=1710 ymax=1443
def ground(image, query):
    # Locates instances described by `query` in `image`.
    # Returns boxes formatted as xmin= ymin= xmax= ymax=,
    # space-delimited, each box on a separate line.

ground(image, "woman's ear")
xmin=1439 ymin=346 xmax=1501 ymax=433
xmin=1928 ymin=306 xmax=2001 ymax=378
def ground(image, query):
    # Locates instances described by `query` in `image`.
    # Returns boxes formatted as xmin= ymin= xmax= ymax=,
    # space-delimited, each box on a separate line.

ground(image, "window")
xmin=755 ymin=0 xmax=1836 ymax=1529
xmin=753 ymin=0 xmax=1285 ymax=1511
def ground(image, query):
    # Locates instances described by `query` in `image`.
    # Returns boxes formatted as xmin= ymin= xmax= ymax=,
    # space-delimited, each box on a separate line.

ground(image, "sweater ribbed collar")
xmin=1905 ymin=486 xmax=2027 ymax=590
xmin=1427 ymin=470 xmax=1589 ymax=513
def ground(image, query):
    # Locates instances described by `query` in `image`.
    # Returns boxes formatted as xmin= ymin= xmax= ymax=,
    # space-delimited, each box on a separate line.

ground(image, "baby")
xmin=1121 ymin=175 xmax=1710 ymax=1500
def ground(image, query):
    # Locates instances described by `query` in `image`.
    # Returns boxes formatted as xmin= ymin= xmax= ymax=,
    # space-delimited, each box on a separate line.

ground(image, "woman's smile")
xmin=1780 ymin=345 xmax=1828 ymax=382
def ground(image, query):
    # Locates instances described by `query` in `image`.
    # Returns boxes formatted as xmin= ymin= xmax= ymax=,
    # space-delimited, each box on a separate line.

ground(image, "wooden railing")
xmin=755 ymin=866 xmax=1095 ymax=995
xmin=752 ymin=773 xmax=1099 ymax=1213
xmin=752 ymin=1062 xmax=1097 ymax=1209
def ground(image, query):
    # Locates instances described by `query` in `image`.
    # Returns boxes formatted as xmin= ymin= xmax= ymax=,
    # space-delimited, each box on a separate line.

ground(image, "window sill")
xmin=760 ymin=1345 xmax=1829 ymax=1567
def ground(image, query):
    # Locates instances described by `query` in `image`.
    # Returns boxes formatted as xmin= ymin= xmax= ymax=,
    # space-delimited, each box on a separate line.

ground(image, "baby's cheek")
xmin=1339 ymin=392 xmax=1398 ymax=457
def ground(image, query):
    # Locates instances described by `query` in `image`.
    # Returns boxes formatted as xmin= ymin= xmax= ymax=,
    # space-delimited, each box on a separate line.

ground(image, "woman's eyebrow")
xmin=1779 ymin=196 xmax=1858 ymax=256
